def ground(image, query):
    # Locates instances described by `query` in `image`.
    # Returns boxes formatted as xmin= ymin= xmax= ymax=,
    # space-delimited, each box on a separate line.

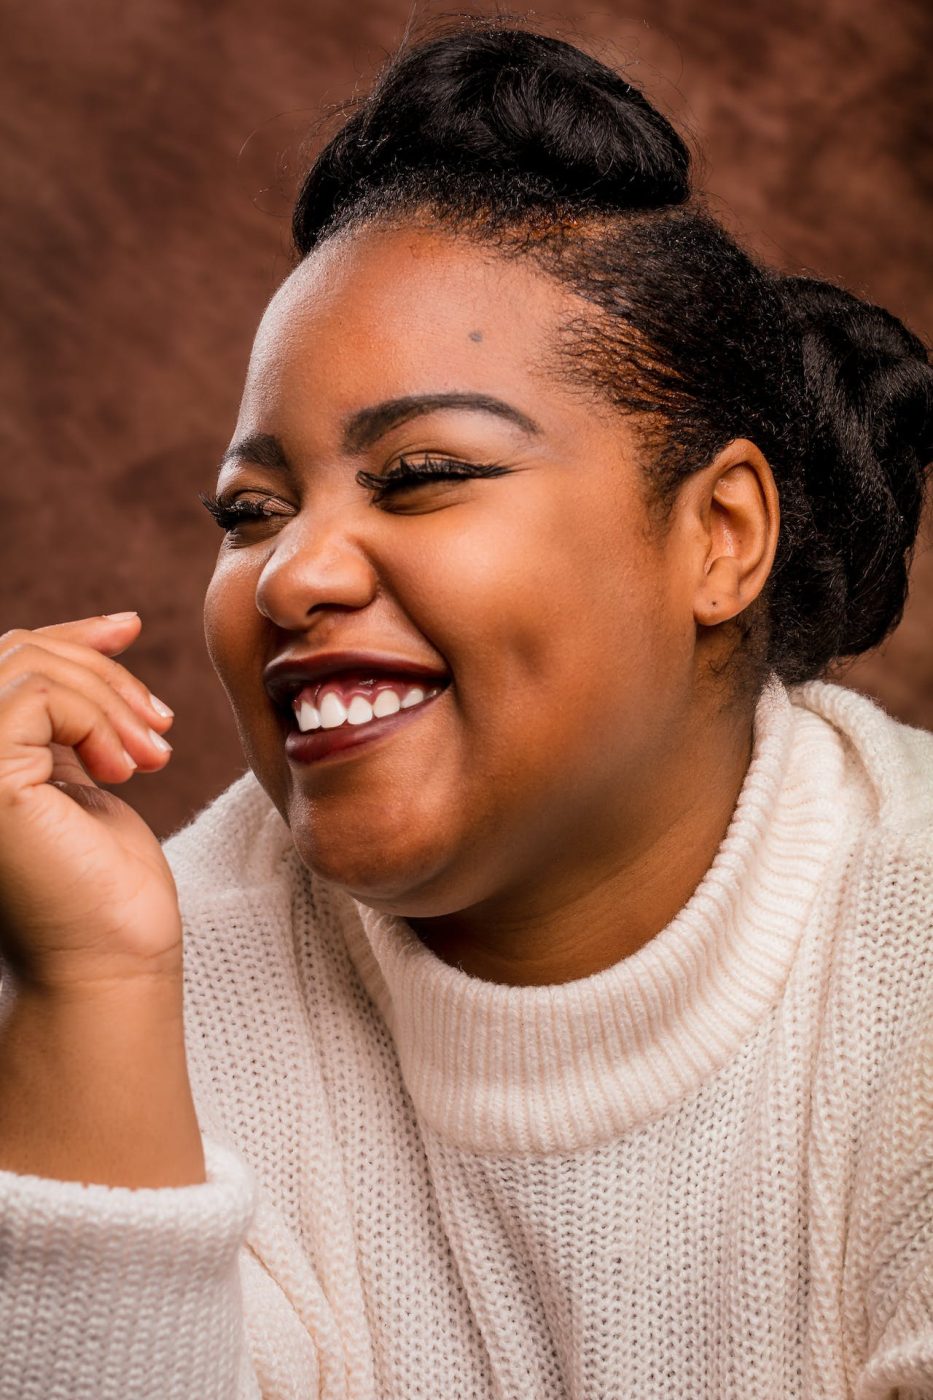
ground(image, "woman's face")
xmin=203 ymin=221 xmax=706 ymax=917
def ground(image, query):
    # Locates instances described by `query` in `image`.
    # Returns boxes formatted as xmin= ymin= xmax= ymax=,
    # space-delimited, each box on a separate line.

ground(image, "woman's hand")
xmin=0 ymin=612 xmax=182 ymax=995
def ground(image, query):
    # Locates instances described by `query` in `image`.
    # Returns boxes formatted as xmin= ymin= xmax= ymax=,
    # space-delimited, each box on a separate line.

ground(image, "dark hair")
xmin=291 ymin=18 xmax=933 ymax=695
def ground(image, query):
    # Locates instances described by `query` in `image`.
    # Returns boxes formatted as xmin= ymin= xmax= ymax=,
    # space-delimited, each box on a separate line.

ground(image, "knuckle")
xmin=100 ymin=658 xmax=145 ymax=707
xmin=102 ymin=655 xmax=132 ymax=687
xmin=0 ymin=639 xmax=46 ymax=678
xmin=0 ymin=669 xmax=50 ymax=701
xmin=0 ymin=628 xmax=31 ymax=655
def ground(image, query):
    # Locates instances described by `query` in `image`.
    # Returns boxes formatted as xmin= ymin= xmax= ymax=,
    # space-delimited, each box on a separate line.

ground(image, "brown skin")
xmin=203 ymin=221 xmax=780 ymax=986
xmin=0 ymin=612 xmax=202 ymax=1186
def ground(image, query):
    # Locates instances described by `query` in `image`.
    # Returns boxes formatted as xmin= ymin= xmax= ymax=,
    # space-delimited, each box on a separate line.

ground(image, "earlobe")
xmin=693 ymin=440 xmax=780 ymax=629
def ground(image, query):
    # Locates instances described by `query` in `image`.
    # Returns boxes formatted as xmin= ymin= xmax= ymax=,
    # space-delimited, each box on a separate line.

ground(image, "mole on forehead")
xmin=468 ymin=329 xmax=484 ymax=342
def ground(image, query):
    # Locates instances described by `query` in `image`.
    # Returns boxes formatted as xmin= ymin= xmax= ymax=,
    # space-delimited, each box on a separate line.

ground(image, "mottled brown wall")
xmin=3 ymin=0 xmax=931 ymax=838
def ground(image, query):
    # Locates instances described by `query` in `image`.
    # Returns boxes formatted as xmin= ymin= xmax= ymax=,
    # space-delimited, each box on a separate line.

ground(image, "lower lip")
xmin=283 ymin=687 xmax=449 ymax=765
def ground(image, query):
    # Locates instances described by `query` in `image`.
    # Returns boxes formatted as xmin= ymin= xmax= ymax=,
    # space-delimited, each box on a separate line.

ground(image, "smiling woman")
xmin=1 ymin=16 xmax=932 ymax=1400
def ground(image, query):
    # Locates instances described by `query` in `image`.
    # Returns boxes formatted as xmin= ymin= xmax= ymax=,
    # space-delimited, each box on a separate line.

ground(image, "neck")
xmin=408 ymin=697 xmax=756 ymax=986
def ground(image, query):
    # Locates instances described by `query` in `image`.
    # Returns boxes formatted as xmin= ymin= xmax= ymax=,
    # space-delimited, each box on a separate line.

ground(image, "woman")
xmin=0 ymin=19 xmax=931 ymax=1400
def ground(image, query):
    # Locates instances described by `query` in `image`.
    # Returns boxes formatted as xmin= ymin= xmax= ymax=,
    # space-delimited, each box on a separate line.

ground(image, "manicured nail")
xmin=122 ymin=749 xmax=138 ymax=771
xmin=104 ymin=611 xmax=139 ymax=621
xmin=148 ymin=728 xmax=172 ymax=753
xmin=148 ymin=691 xmax=174 ymax=719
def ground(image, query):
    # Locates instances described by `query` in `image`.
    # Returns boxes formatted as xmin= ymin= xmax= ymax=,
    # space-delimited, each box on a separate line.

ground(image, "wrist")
xmin=0 ymin=969 xmax=202 ymax=1188
xmin=5 ymin=958 xmax=184 ymax=1009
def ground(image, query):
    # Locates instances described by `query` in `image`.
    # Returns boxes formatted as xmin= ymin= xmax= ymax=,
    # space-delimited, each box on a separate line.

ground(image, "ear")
xmin=686 ymin=438 xmax=781 ymax=628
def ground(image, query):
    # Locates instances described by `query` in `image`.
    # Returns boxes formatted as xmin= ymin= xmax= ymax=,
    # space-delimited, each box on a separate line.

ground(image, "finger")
xmin=0 ymin=673 xmax=140 ymax=793
xmin=49 ymin=740 xmax=98 ymax=788
xmin=30 ymin=611 xmax=142 ymax=659
xmin=0 ymin=649 xmax=172 ymax=773
xmin=0 ymin=623 xmax=173 ymax=732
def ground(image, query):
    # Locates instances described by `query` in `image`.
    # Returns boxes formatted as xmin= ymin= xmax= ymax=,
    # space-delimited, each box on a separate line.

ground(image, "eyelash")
xmin=199 ymin=455 xmax=510 ymax=532
xmin=198 ymin=493 xmax=286 ymax=531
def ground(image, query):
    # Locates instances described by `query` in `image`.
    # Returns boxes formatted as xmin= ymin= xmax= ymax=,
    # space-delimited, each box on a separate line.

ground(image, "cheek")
xmin=389 ymin=500 xmax=566 ymax=691
xmin=202 ymin=553 xmax=263 ymax=700
xmin=404 ymin=487 xmax=665 ymax=747
xmin=203 ymin=554 xmax=295 ymax=811
xmin=456 ymin=484 xmax=658 ymax=672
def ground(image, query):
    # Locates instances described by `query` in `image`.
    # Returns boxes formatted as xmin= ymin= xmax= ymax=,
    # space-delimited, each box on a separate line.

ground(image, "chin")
xmin=286 ymin=816 xmax=457 ymax=911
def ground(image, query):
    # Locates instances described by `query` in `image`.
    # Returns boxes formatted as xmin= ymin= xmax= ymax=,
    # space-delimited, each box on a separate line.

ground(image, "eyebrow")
xmin=341 ymin=392 xmax=541 ymax=453
xmin=217 ymin=392 xmax=542 ymax=475
xmin=218 ymin=432 xmax=289 ymax=474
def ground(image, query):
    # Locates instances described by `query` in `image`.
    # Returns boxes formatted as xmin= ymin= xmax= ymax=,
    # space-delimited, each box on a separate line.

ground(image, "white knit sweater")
xmin=1 ymin=673 xmax=932 ymax=1400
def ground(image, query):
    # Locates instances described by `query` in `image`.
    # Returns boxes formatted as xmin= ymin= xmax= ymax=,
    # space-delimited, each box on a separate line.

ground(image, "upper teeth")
xmin=294 ymin=682 xmax=443 ymax=732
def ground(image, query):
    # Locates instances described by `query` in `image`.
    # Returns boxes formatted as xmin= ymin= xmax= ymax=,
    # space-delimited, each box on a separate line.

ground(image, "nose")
xmin=254 ymin=507 xmax=379 ymax=629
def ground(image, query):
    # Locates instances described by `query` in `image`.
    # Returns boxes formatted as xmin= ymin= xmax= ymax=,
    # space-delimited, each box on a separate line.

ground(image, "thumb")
xmin=48 ymin=779 xmax=125 ymax=820
xmin=48 ymin=740 xmax=101 ymax=789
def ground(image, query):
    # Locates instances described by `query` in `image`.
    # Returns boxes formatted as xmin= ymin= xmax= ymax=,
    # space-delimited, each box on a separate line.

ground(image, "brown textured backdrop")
xmin=3 ymin=0 xmax=932 ymax=839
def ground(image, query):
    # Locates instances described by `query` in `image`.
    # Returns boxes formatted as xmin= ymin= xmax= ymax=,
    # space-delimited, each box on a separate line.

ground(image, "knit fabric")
xmin=0 ymin=673 xmax=931 ymax=1399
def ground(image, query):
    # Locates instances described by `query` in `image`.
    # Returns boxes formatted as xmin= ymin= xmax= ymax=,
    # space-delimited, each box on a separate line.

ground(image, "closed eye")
xmin=356 ymin=455 xmax=511 ymax=501
xmin=199 ymin=455 xmax=512 ymax=534
xmin=199 ymin=492 xmax=290 ymax=531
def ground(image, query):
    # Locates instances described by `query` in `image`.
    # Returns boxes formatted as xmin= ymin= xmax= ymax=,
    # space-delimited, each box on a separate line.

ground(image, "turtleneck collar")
xmin=342 ymin=673 xmax=848 ymax=1153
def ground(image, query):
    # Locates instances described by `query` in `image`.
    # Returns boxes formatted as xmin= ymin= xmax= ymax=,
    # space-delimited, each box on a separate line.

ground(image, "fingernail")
xmin=122 ymin=749 xmax=138 ymax=771
xmin=148 ymin=691 xmax=174 ymax=719
xmin=103 ymin=611 xmax=139 ymax=621
xmin=148 ymin=728 xmax=172 ymax=753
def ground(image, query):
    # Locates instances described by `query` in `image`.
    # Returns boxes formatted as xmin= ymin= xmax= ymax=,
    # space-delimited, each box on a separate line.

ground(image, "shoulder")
xmin=844 ymin=970 xmax=933 ymax=1391
xmin=787 ymin=681 xmax=932 ymax=1096
xmin=791 ymin=680 xmax=933 ymax=995
xmin=160 ymin=773 xmax=343 ymax=986
xmin=778 ymin=608 xmax=933 ymax=1378
xmin=161 ymin=769 xmax=296 ymax=900
xmin=788 ymin=677 xmax=933 ymax=840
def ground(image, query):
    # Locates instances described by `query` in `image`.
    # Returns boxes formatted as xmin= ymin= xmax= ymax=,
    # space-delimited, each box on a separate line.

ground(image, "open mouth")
xmin=282 ymin=675 xmax=452 ymax=763
xmin=291 ymin=675 xmax=448 ymax=733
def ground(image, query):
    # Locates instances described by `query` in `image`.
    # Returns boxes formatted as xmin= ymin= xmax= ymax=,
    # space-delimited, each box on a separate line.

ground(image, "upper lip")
xmin=263 ymin=650 xmax=452 ymax=710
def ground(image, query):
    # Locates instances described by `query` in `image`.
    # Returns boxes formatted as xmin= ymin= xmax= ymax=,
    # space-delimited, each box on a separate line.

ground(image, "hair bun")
xmin=293 ymin=25 xmax=690 ymax=253
xmin=777 ymin=275 xmax=933 ymax=656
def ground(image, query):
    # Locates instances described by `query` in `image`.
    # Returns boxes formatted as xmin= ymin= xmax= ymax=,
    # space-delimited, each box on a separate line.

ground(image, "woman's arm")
xmin=0 ymin=1104 xmax=260 ymax=1400
xmin=0 ymin=976 xmax=203 ymax=1187
xmin=0 ymin=614 xmax=261 ymax=1397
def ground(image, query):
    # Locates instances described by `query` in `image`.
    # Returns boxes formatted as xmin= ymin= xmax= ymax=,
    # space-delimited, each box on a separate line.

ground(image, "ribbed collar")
xmin=343 ymin=673 xmax=847 ymax=1153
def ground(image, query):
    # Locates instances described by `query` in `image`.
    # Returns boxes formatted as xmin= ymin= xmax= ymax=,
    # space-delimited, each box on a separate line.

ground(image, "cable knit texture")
xmin=0 ymin=673 xmax=931 ymax=1398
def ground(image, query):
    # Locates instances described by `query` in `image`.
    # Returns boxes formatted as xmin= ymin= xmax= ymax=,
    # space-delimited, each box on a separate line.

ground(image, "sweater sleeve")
xmin=0 ymin=1135 xmax=261 ymax=1400
xmin=850 ymin=990 xmax=933 ymax=1400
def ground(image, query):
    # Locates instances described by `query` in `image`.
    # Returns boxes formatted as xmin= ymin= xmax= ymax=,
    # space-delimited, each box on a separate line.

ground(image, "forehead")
xmin=244 ymin=222 xmax=572 ymax=411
